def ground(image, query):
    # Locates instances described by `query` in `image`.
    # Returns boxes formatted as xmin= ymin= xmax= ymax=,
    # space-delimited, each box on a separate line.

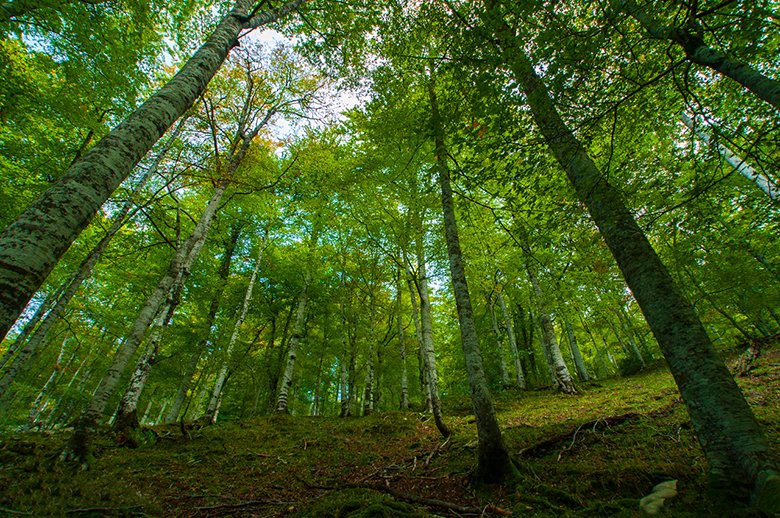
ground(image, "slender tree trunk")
xmin=396 ymin=268 xmax=409 ymax=410
xmin=0 ymin=0 xmax=305 ymax=341
xmin=276 ymin=226 xmax=318 ymax=413
xmin=406 ymin=269 xmax=431 ymax=412
xmin=486 ymin=7 xmax=779 ymax=508
xmin=339 ymin=290 xmax=351 ymax=417
xmin=62 ymin=182 xmax=226 ymax=463
xmin=496 ymin=290 xmax=526 ymax=389
xmin=565 ymin=321 xmax=590 ymax=382
xmin=428 ymin=75 xmax=516 ymax=482
xmin=680 ymin=114 xmax=778 ymax=199
xmin=488 ymin=297 xmax=510 ymax=387
xmin=204 ymin=234 xmax=265 ymax=424
xmin=526 ymin=262 xmax=576 ymax=394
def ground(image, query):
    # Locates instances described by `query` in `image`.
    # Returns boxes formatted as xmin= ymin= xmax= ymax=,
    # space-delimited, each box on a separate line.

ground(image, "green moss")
xmin=296 ymin=489 xmax=429 ymax=517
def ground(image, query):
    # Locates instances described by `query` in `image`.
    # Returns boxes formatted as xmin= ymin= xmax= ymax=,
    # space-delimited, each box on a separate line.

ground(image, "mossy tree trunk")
xmin=483 ymin=3 xmax=779 ymax=509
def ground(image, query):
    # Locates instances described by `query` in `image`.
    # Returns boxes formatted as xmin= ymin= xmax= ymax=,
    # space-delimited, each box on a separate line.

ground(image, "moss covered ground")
xmin=0 ymin=349 xmax=777 ymax=517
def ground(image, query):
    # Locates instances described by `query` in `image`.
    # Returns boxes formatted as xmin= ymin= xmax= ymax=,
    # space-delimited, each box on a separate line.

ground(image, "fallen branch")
xmin=0 ymin=506 xmax=32 ymax=515
xmin=65 ymin=505 xmax=143 ymax=514
xmin=194 ymin=499 xmax=295 ymax=511
xmin=520 ymin=400 xmax=681 ymax=458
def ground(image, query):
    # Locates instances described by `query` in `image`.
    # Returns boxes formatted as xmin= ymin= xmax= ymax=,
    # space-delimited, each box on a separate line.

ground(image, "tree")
xmin=0 ymin=0 xmax=305 ymax=341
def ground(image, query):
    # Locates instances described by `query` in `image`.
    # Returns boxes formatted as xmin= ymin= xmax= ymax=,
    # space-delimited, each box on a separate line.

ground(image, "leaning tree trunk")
xmin=165 ymin=225 xmax=240 ymax=424
xmin=526 ymin=262 xmax=576 ymax=394
xmin=0 ymin=0 xmax=305 ymax=341
xmin=415 ymin=246 xmax=451 ymax=437
xmin=61 ymin=181 xmax=226 ymax=464
xmin=496 ymin=290 xmax=526 ymax=389
xmin=0 ymin=117 xmax=189 ymax=401
xmin=617 ymin=0 xmax=780 ymax=112
xmin=485 ymin=5 xmax=779 ymax=509
xmin=428 ymin=75 xmax=515 ymax=482
xmin=204 ymin=235 xmax=265 ymax=424
xmin=680 ymin=114 xmax=778 ymax=199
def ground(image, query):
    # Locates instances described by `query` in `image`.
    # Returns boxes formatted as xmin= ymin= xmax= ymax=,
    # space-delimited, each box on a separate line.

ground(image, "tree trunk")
xmin=0 ymin=0 xmax=305 ymax=341
xmin=339 ymin=291 xmax=351 ymax=417
xmin=204 ymin=233 xmax=265 ymax=424
xmin=276 ymin=225 xmax=318 ymax=413
xmin=526 ymin=262 xmax=576 ymax=394
xmin=486 ymin=8 xmax=779 ymax=508
xmin=397 ymin=268 xmax=409 ymax=410
xmin=488 ymin=297 xmax=510 ymax=387
xmin=406 ymin=269 xmax=431 ymax=412
xmin=428 ymin=75 xmax=516 ymax=482
xmin=62 ymin=182 xmax=226 ymax=463
xmin=617 ymin=0 xmax=780 ymax=111
xmin=565 ymin=321 xmax=589 ymax=382
xmin=496 ymin=290 xmax=526 ymax=389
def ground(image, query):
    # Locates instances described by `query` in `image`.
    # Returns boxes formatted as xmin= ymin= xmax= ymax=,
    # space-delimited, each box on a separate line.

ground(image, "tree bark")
xmin=406 ymin=268 xmax=432 ymax=412
xmin=204 ymin=233 xmax=266 ymax=423
xmin=0 ymin=0 xmax=305 ymax=341
xmin=396 ymin=268 xmax=409 ymax=410
xmin=616 ymin=0 xmax=780 ymax=111
xmin=488 ymin=297 xmax=510 ymax=387
xmin=496 ymin=290 xmax=526 ymax=389
xmin=485 ymin=6 xmax=779 ymax=508
xmin=428 ymin=74 xmax=516 ymax=482
xmin=680 ymin=114 xmax=778 ymax=199
xmin=564 ymin=321 xmax=589 ymax=382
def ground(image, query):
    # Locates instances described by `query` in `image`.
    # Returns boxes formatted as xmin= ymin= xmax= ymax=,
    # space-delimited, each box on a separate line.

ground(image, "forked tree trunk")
xmin=0 ymin=0 xmax=305 ymax=341
xmin=276 ymin=225 xmax=318 ymax=413
xmin=428 ymin=75 xmax=514 ymax=482
xmin=485 ymin=6 xmax=779 ymax=509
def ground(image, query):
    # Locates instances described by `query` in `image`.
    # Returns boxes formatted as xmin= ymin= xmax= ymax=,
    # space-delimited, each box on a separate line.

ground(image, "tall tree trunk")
xmin=204 ymin=233 xmax=266 ymax=424
xmin=428 ymin=75 xmax=515 ymax=482
xmin=496 ymin=290 xmax=526 ymax=389
xmin=415 ymin=245 xmax=450 ymax=437
xmin=406 ymin=269 xmax=431 ymax=412
xmin=526 ymin=262 xmax=576 ymax=394
xmin=485 ymin=6 xmax=779 ymax=508
xmin=565 ymin=321 xmax=590 ymax=382
xmin=62 ymin=182 xmax=226 ymax=464
xmin=339 ymin=289 xmax=351 ymax=417
xmin=276 ymin=225 xmax=318 ymax=413
xmin=616 ymin=0 xmax=780 ymax=111
xmin=0 ymin=0 xmax=305 ymax=341
xmin=396 ymin=268 xmax=409 ymax=410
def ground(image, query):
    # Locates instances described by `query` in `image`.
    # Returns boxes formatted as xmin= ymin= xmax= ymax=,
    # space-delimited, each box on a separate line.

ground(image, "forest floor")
xmin=0 ymin=348 xmax=778 ymax=517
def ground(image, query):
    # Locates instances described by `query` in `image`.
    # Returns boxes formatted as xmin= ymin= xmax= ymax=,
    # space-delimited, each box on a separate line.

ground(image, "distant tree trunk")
xmin=525 ymin=262 xmax=576 ymax=394
xmin=267 ymin=302 xmax=294 ymax=413
xmin=485 ymin=6 xmax=779 ymax=507
xmin=0 ymin=0 xmax=305 ymax=341
xmin=62 ymin=181 xmax=226 ymax=464
xmin=276 ymin=225 xmax=318 ymax=413
xmin=565 ymin=321 xmax=589 ymax=382
xmin=488 ymin=297 xmax=510 ymax=387
xmin=204 ymin=234 xmax=265 ymax=423
xmin=679 ymin=114 xmax=778 ymax=199
xmin=406 ymin=268 xmax=431 ymax=412
xmin=496 ymin=290 xmax=526 ymax=389
xmin=429 ymin=74 xmax=516 ymax=482
xmin=396 ymin=268 xmax=409 ymax=410
xmin=338 ymin=289 xmax=351 ymax=417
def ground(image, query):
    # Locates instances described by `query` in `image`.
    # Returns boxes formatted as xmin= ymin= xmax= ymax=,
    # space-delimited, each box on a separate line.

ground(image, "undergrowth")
xmin=0 ymin=350 xmax=777 ymax=517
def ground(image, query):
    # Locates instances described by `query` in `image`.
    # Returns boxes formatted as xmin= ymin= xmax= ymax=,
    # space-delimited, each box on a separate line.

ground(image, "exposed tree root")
xmin=519 ymin=400 xmax=681 ymax=458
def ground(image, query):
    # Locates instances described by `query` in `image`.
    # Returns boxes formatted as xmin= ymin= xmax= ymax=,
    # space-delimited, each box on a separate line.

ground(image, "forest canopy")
xmin=0 ymin=0 xmax=778 ymax=515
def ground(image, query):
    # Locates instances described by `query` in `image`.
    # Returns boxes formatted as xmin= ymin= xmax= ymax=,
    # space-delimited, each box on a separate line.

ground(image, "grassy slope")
xmin=0 ymin=350 xmax=777 ymax=517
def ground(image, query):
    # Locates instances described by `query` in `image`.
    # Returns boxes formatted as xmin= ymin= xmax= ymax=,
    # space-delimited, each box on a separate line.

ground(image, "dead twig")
xmin=66 ymin=505 xmax=143 ymax=514
xmin=194 ymin=499 xmax=295 ymax=511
